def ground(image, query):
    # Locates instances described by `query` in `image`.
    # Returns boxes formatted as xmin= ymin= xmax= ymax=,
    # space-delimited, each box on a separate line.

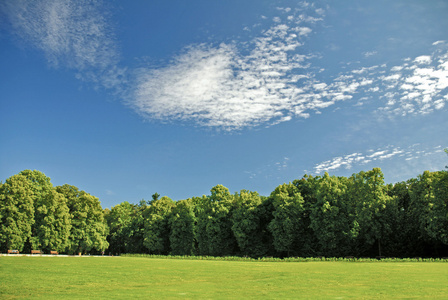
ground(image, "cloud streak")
xmin=1 ymin=0 xmax=124 ymax=90
xmin=313 ymin=145 xmax=446 ymax=174
xmin=3 ymin=0 xmax=118 ymax=70
xmin=312 ymin=42 xmax=448 ymax=118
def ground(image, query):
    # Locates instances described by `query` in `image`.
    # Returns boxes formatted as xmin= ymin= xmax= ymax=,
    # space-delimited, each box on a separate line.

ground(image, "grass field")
xmin=1 ymin=256 xmax=448 ymax=299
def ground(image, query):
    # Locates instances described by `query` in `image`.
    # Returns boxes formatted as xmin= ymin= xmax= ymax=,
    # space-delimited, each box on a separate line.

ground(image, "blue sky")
xmin=1 ymin=0 xmax=447 ymax=208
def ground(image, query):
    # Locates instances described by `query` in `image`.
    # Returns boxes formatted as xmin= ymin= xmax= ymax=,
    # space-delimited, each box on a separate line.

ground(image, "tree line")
xmin=1 ymin=168 xmax=447 ymax=258
xmin=0 ymin=170 xmax=108 ymax=254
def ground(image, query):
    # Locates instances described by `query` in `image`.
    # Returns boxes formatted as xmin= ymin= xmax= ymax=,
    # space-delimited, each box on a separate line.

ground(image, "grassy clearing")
xmin=1 ymin=256 xmax=448 ymax=299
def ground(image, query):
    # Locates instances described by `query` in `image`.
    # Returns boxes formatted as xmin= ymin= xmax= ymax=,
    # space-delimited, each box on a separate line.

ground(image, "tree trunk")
xmin=378 ymin=239 xmax=382 ymax=257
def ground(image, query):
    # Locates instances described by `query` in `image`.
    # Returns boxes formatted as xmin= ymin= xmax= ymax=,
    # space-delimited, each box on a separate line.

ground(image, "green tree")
xmin=409 ymin=171 xmax=448 ymax=255
xmin=195 ymin=185 xmax=237 ymax=256
xmin=292 ymin=175 xmax=321 ymax=255
xmin=169 ymin=199 xmax=196 ymax=255
xmin=125 ymin=200 xmax=150 ymax=253
xmin=310 ymin=173 xmax=357 ymax=257
xmin=143 ymin=196 xmax=174 ymax=254
xmin=268 ymin=183 xmax=307 ymax=257
xmin=231 ymin=190 xmax=266 ymax=257
xmin=445 ymin=148 xmax=448 ymax=169
xmin=56 ymin=184 xmax=109 ymax=254
xmin=0 ymin=174 xmax=35 ymax=252
xmin=192 ymin=195 xmax=210 ymax=255
xmin=408 ymin=172 xmax=437 ymax=249
xmin=105 ymin=201 xmax=134 ymax=254
xmin=429 ymin=171 xmax=448 ymax=246
xmin=257 ymin=196 xmax=277 ymax=257
xmin=152 ymin=193 xmax=160 ymax=202
xmin=348 ymin=168 xmax=392 ymax=256
xmin=383 ymin=181 xmax=422 ymax=257
xmin=19 ymin=170 xmax=71 ymax=252
xmin=207 ymin=185 xmax=236 ymax=256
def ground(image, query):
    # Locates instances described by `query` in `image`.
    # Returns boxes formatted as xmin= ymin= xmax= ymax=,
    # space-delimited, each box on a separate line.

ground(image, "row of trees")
xmin=105 ymin=168 xmax=448 ymax=258
xmin=0 ymin=170 xmax=108 ymax=254
xmin=1 ymin=167 xmax=447 ymax=257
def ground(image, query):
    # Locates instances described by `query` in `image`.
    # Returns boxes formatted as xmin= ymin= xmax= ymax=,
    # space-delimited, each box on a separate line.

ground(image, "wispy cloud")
xmin=1 ymin=0 xmax=124 ymax=90
xmin=105 ymin=189 xmax=115 ymax=196
xmin=315 ymin=43 xmax=448 ymax=118
xmin=276 ymin=157 xmax=290 ymax=171
xmin=376 ymin=47 xmax=448 ymax=116
xmin=130 ymin=4 xmax=325 ymax=130
xmin=129 ymin=5 xmax=448 ymax=130
xmin=3 ymin=1 xmax=447 ymax=130
xmin=363 ymin=51 xmax=377 ymax=58
xmin=313 ymin=144 xmax=446 ymax=174
xmin=245 ymin=156 xmax=291 ymax=181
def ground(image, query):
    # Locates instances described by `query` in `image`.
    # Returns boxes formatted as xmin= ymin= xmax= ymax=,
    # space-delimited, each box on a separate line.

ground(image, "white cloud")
xmin=391 ymin=66 xmax=403 ymax=72
xmin=414 ymin=55 xmax=432 ymax=64
xmin=380 ymin=50 xmax=448 ymax=116
xmin=131 ymin=34 xmax=448 ymax=129
xmin=334 ymin=45 xmax=448 ymax=118
xmin=382 ymin=74 xmax=401 ymax=82
xmin=313 ymin=83 xmax=327 ymax=90
xmin=368 ymin=150 xmax=387 ymax=158
xmin=2 ymin=0 xmax=118 ymax=71
xmin=312 ymin=145 xmax=446 ymax=174
xmin=276 ymin=157 xmax=290 ymax=170
xmin=0 ymin=0 xmax=127 ymax=95
xmin=4 ymin=1 xmax=446 ymax=131
xmin=1 ymin=0 xmax=125 ymax=92
xmin=364 ymin=51 xmax=377 ymax=58
xmin=433 ymin=41 xmax=445 ymax=46
xmin=130 ymin=5 xmax=332 ymax=130
xmin=315 ymin=8 xmax=325 ymax=16
xmin=296 ymin=27 xmax=313 ymax=36
xmin=276 ymin=7 xmax=291 ymax=13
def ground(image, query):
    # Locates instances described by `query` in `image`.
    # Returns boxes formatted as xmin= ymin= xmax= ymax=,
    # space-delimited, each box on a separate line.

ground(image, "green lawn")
xmin=1 ymin=256 xmax=448 ymax=299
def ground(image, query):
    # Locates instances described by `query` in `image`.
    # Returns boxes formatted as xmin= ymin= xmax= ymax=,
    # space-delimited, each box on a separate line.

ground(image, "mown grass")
xmin=122 ymin=253 xmax=448 ymax=262
xmin=1 ymin=256 xmax=448 ymax=299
